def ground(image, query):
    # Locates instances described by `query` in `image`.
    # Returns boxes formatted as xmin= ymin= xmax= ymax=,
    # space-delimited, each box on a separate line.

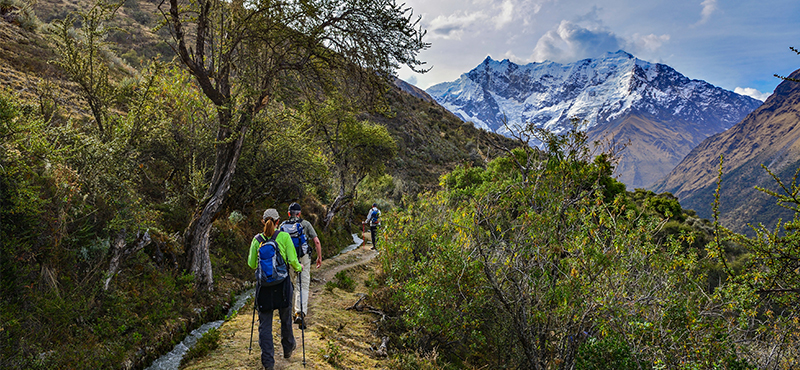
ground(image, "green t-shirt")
xmin=247 ymin=231 xmax=302 ymax=272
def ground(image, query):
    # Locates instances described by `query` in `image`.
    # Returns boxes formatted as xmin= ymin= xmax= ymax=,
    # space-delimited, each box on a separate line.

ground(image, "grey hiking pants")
xmin=258 ymin=305 xmax=295 ymax=369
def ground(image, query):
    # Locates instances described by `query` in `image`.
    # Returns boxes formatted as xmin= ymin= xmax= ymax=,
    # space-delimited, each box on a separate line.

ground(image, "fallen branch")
xmin=346 ymin=295 xmax=367 ymax=310
xmin=346 ymin=295 xmax=387 ymax=320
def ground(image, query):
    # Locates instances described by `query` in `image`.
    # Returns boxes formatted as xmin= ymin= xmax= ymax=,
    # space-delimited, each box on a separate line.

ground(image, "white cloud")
xmin=427 ymin=11 xmax=488 ymax=40
xmin=528 ymin=19 xmax=672 ymax=64
xmin=696 ymin=0 xmax=717 ymax=25
xmin=734 ymin=87 xmax=771 ymax=101
xmin=493 ymin=0 xmax=515 ymax=29
xmin=503 ymin=50 xmax=523 ymax=63
xmin=631 ymin=33 xmax=670 ymax=52
xmin=529 ymin=20 xmax=625 ymax=63
xmin=424 ymin=0 xmax=548 ymax=39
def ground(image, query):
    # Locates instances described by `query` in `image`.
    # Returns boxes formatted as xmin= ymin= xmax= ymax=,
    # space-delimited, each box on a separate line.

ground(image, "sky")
xmin=396 ymin=0 xmax=800 ymax=101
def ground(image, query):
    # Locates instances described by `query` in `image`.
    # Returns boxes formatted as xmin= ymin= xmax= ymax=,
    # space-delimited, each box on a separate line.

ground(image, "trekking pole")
xmin=299 ymin=272 xmax=306 ymax=367
xmin=249 ymin=287 xmax=258 ymax=354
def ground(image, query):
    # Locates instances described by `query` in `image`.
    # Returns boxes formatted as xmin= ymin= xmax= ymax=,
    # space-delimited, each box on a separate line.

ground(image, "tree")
xmin=161 ymin=0 xmax=428 ymax=289
xmin=48 ymin=1 xmax=132 ymax=141
xmin=302 ymin=96 xmax=397 ymax=229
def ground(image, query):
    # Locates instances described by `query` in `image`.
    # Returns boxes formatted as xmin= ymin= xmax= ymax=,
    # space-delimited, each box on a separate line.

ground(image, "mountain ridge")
xmin=426 ymin=50 xmax=763 ymax=188
xmin=651 ymin=68 xmax=800 ymax=233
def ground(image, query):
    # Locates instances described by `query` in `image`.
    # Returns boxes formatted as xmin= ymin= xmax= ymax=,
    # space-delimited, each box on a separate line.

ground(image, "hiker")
xmin=364 ymin=203 xmax=381 ymax=250
xmin=248 ymin=208 xmax=303 ymax=370
xmin=280 ymin=202 xmax=322 ymax=328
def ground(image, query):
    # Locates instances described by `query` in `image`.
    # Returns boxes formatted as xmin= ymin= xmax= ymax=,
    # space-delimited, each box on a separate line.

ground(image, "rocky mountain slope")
xmin=651 ymin=69 xmax=800 ymax=233
xmin=427 ymin=51 xmax=763 ymax=188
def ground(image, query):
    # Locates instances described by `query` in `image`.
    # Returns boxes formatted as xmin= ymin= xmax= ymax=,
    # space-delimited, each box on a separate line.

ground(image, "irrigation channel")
xmin=144 ymin=234 xmax=364 ymax=370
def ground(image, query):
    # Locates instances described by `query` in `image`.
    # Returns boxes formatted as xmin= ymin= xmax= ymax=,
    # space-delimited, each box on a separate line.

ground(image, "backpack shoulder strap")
xmin=255 ymin=233 xmax=267 ymax=244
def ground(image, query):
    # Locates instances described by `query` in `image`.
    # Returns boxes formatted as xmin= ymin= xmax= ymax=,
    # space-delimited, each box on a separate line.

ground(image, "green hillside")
xmin=651 ymin=68 xmax=800 ymax=235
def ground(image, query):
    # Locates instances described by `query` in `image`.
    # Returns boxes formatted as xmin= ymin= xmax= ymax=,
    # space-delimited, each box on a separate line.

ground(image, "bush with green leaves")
xmin=322 ymin=340 xmax=344 ymax=368
xmin=181 ymin=328 xmax=221 ymax=365
xmin=0 ymin=0 xmax=40 ymax=32
xmin=0 ymin=54 xmax=226 ymax=369
xmin=326 ymin=270 xmax=356 ymax=292
xmin=379 ymin=123 xmax=759 ymax=369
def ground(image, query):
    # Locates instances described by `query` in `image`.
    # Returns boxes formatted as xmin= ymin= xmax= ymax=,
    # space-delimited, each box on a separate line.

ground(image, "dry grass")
xmin=181 ymin=242 xmax=388 ymax=370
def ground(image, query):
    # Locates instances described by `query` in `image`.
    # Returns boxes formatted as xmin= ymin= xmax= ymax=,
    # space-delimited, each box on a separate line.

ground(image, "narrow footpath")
xmin=182 ymin=242 xmax=385 ymax=370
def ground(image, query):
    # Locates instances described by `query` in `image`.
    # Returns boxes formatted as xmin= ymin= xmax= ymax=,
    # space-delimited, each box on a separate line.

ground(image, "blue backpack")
xmin=280 ymin=220 xmax=308 ymax=258
xmin=369 ymin=208 xmax=380 ymax=224
xmin=255 ymin=231 xmax=288 ymax=287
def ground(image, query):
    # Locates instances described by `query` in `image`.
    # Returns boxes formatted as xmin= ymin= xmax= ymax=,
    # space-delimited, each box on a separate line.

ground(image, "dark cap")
xmin=288 ymin=202 xmax=302 ymax=211
xmin=372 ymin=203 xmax=378 ymax=207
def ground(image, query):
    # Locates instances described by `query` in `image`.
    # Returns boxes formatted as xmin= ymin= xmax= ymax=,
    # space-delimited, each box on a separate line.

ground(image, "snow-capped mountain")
xmin=426 ymin=51 xmax=764 ymax=188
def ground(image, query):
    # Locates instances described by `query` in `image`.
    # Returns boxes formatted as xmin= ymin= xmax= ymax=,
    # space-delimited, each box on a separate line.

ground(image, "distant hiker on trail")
xmin=280 ymin=202 xmax=322 ymax=329
xmin=364 ymin=203 xmax=381 ymax=250
xmin=248 ymin=208 xmax=303 ymax=370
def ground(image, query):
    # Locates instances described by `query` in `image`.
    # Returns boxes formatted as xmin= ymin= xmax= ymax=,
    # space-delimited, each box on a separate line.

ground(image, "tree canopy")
xmin=161 ymin=0 xmax=429 ymax=289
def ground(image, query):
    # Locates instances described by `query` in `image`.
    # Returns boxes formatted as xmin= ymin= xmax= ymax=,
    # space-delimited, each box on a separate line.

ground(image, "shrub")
xmin=377 ymin=124 xmax=767 ymax=369
xmin=0 ymin=0 xmax=40 ymax=32
xmin=322 ymin=340 xmax=344 ymax=368
xmin=576 ymin=335 xmax=644 ymax=370
xmin=180 ymin=328 xmax=220 ymax=365
xmin=325 ymin=270 xmax=356 ymax=292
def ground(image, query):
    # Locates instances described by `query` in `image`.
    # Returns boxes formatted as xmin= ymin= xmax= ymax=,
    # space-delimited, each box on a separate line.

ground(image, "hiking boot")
xmin=293 ymin=312 xmax=305 ymax=324
xmin=284 ymin=343 xmax=296 ymax=359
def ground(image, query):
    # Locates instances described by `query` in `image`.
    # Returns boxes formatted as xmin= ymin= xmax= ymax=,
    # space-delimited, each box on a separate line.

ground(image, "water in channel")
xmin=144 ymin=287 xmax=254 ymax=370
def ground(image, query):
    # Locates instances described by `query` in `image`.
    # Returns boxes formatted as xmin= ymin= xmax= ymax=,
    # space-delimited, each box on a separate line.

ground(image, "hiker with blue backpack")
xmin=280 ymin=202 xmax=323 ymax=329
xmin=364 ymin=203 xmax=381 ymax=250
xmin=247 ymin=208 xmax=303 ymax=370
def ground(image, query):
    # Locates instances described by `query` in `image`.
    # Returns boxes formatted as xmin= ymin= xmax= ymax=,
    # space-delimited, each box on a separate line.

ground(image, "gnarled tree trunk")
xmin=184 ymin=110 xmax=249 ymax=291
xmin=323 ymin=188 xmax=353 ymax=230
xmin=104 ymin=230 xmax=152 ymax=291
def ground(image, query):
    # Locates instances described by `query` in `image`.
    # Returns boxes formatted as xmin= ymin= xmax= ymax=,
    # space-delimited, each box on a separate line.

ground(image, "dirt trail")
xmin=182 ymin=240 xmax=386 ymax=370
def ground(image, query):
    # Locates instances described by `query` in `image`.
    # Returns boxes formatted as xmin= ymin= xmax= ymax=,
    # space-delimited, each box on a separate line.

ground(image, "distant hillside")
xmin=393 ymin=77 xmax=435 ymax=103
xmin=426 ymin=51 xmax=762 ymax=189
xmin=651 ymin=69 xmax=800 ymax=233
xmin=32 ymin=0 xmax=173 ymax=66
xmin=375 ymin=83 xmax=520 ymax=194
xmin=5 ymin=0 xmax=517 ymax=199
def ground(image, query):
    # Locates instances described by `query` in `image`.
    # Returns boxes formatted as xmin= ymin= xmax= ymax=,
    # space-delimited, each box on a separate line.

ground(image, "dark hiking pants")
xmin=258 ymin=305 xmax=295 ymax=368
xmin=370 ymin=225 xmax=378 ymax=248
